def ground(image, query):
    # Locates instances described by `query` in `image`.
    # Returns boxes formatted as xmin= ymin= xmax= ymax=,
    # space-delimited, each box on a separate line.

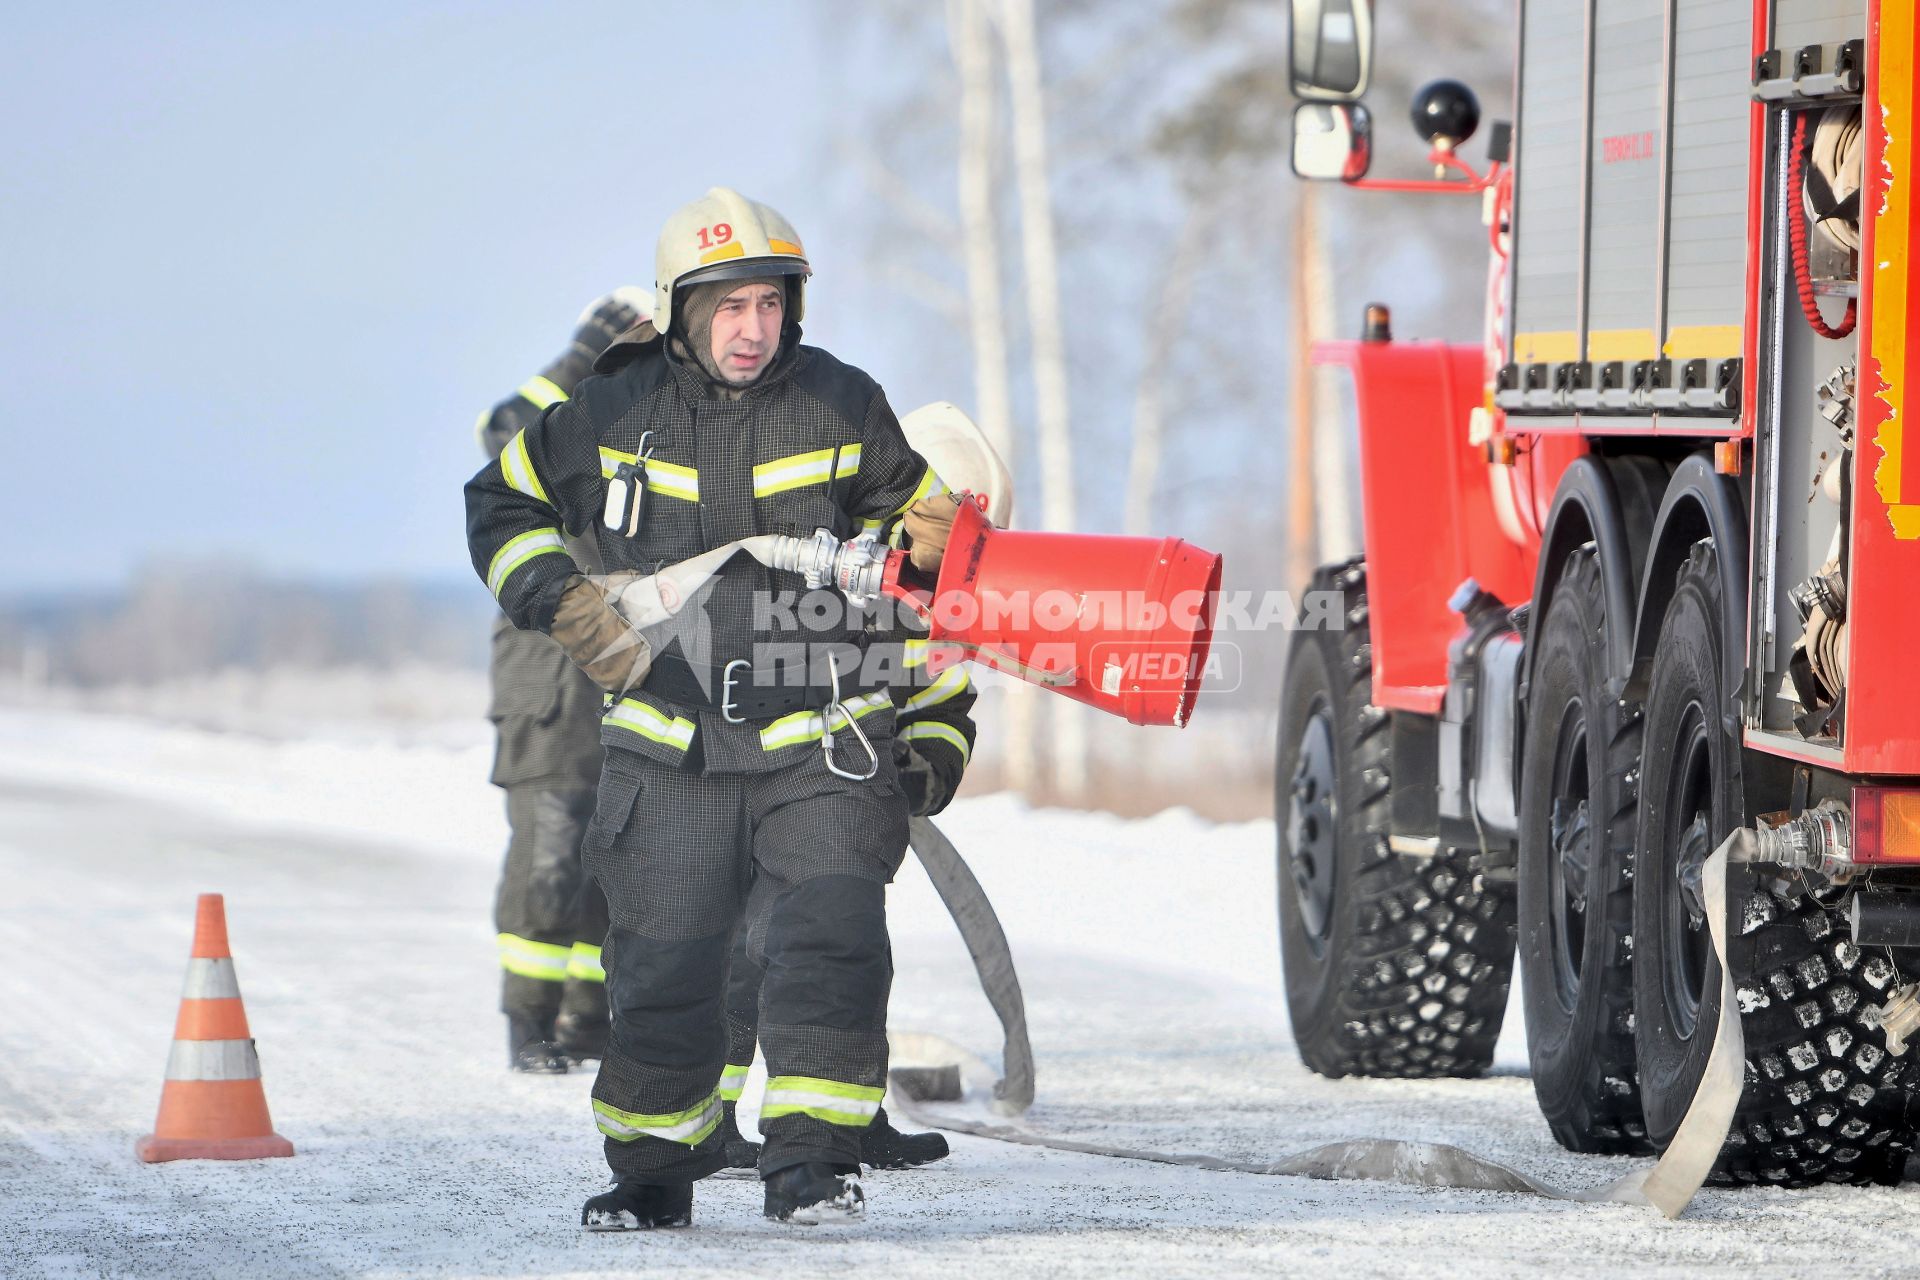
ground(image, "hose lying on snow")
xmin=891 ymin=832 xmax=1762 ymax=1220
xmin=903 ymin=817 xmax=1035 ymax=1114
xmin=637 ymin=548 xmax=1750 ymax=1218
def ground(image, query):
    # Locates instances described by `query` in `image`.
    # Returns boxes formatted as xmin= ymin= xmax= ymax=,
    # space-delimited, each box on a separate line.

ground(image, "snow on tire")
xmin=1714 ymin=883 xmax=1920 ymax=1186
xmin=1276 ymin=559 xmax=1517 ymax=1079
xmin=1633 ymin=540 xmax=1919 ymax=1187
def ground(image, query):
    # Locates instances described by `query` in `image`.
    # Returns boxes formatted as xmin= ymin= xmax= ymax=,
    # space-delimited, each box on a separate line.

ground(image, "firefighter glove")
xmin=892 ymin=737 xmax=954 ymax=818
xmin=550 ymin=575 xmax=653 ymax=696
xmin=571 ymin=288 xmax=652 ymax=362
xmin=903 ymin=492 xmax=964 ymax=574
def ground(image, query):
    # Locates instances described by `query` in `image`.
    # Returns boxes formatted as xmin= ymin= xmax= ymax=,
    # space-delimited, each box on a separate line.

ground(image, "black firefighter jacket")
xmin=465 ymin=331 xmax=975 ymax=787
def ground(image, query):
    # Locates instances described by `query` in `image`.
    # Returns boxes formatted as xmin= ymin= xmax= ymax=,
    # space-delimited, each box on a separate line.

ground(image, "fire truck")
xmin=1275 ymin=0 xmax=1920 ymax=1187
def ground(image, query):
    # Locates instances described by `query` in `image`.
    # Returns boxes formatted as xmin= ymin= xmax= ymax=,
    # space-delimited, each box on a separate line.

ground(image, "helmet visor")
xmin=676 ymin=257 xmax=810 ymax=291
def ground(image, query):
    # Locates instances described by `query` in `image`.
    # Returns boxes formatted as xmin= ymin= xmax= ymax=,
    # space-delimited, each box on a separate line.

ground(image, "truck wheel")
xmin=1634 ymin=540 xmax=1919 ymax=1186
xmin=1277 ymin=559 xmax=1516 ymax=1078
xmin=1516 ymin=547 xmax=1650 ymax=1153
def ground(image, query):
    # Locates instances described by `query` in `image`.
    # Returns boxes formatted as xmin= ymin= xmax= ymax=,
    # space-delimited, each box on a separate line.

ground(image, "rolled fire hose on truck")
xmin=599 ymin=512 xmax=1807 ymax=1219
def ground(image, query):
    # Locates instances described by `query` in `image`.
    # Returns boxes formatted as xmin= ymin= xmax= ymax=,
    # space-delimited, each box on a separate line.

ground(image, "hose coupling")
xmin=764 ymin=528 xmax=889 ymax=607
xmin=1751 ymin=800 xmax=1854 ymax=876
xmin=1878 ymin=983 xmax=1920 ymax=1057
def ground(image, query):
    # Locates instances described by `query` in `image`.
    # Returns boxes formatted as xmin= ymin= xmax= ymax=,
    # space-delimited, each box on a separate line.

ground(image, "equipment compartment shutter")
xmin=1585 ymin=0 xmax=1664 ymax=364
xmin=1772 ymin=0 xmax=1865 ymax=55
xmin=1663 ymin=0 xmax=1751 ymax=361
xmin=1511 ymin=0 xmax=1586 ymax=368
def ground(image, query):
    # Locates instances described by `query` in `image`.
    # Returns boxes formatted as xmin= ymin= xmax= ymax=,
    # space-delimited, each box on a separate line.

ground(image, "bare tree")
xmin=1124 ymin=199 xmax=1213 ymax=537
xmin=996 ymin=0 xmax=1087 ymax=800
xmin=949 ymin=0 xmax=1017 ymax=469
xmin=944 ymin=0 xmax=1040 ymax=796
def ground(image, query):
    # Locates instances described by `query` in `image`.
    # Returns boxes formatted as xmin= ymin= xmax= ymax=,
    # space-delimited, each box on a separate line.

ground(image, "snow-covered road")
xmin=2 ymin=709 xmax=1918 ymax=1278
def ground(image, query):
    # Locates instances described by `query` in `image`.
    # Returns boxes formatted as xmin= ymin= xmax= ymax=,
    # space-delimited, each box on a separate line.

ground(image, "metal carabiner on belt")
xmin=818 ymin=650 xmax=879 ymax=781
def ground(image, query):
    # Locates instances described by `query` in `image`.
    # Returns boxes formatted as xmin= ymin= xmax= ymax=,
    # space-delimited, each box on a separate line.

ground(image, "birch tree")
xmin=996 ymin=0 xmax=1087 ymax=800
xmin=950 ymin=0 xmax=1016 ymax=469
xmin=945 ymin=0 xmax=1039 ymax=795
xmin=1124 ymin=200 xmax=1213 ymax=537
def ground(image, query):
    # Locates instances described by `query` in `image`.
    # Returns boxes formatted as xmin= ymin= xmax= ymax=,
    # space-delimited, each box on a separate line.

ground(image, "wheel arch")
xmin=1626 ymin=453 xmax=1749 ymax=714
xmin=1524 ymin=454 xmax=1667 ymax=702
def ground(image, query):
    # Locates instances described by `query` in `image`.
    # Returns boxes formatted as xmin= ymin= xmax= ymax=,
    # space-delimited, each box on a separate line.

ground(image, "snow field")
xmin=1 ymin=709 xmax=1918 ymax=1277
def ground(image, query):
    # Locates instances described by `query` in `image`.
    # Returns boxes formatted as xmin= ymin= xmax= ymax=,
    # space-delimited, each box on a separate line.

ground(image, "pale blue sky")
xmin=0 ymin=2 xmax=908 ymax=593
xmin=1 ymin=2 xmax=1498 ymax=603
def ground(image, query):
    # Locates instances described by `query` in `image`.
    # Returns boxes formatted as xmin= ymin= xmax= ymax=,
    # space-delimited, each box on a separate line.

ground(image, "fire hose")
xmin=610 ymin=533 xmax=1773 ymax=1217
xmin=1789 ymin=107 xmax=1860 ymax=339
xmin=889 ymin=834 xmax=1768 ymax=1221
xmin=615 ymin=536 xmax=1739 ymax=1216
xmin=896 ymin=818 xmax=1036 ymax=1114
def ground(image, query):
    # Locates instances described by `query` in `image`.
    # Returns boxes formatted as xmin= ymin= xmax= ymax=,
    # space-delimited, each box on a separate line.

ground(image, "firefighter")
xmin=475 ymin=289 xmax=650 ymax=1073
xmin=465 ymin=187 xmax=963 ymax=1229
xmin=713 ymin=404 xmax=1006 ymax=1173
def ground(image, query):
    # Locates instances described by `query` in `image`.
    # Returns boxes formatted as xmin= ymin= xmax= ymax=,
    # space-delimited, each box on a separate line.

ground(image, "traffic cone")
xmin=135 ymin=894 xmax=294 ymax=1162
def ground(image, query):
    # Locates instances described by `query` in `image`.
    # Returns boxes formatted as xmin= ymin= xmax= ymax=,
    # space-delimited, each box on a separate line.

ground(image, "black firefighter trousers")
xmin=583 ymin=744 xmax=909 ymax=1182
xmin=488 ymin=618 xmax=610 ymax=1031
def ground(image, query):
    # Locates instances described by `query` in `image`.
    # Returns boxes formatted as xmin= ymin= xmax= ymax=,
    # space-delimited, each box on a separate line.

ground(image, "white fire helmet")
xmin=898 ymin=402 xmax=1014 ymax=528
xmin=653 ymin=187 xmax=810 ymax=336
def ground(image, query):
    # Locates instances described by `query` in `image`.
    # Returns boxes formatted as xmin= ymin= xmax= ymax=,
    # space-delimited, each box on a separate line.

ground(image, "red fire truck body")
xmin=1277 ymin=0 xmax=1920 ymax=1188
xmin=1332 ymin=2 xmax=1920 ymax=763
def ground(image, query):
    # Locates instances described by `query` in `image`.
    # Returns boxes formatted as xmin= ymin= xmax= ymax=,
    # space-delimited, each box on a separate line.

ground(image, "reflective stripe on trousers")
xmin=718 ymin=1062 xmax=751 ymax=1103
xmin=759 ymin=1075 xmax=884 ymax=1127
xmin=567 ymin=942 xmax=605 ymax=983
xmin=593 ymin=1092 xmax=723 ymax=1145
xmin=498 ymin=932 xmax=570 ymax=981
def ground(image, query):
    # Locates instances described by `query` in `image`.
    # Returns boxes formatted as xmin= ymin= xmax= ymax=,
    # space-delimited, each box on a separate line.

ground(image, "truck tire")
xmin=1277 ymin=559 xmax=1515 ymax=1078
xmin=1634 ymin=540 xmax=1919 ymax=1186
xmin=1516 ymin=547 xmax=1650 ymax=1153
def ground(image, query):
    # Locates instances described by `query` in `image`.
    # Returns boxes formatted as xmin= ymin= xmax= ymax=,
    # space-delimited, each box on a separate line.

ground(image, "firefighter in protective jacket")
xmin=475 ymin=289 xmax=649 ymax=1074
xmin=464 ymin=187 xmax=962 ymax=1228
xmin=713 ymin=401 xmax=1006 ymax=1174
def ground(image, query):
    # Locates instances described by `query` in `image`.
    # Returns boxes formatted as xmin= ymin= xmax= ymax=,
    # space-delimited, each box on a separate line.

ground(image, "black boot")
xmin=763 ymin=1162 xmax=864 ymax=1225
xmin=581 ymin=1181 xmax=693 ymax=1231
xmin=553 ymin=1010 xmax=609 ymax=1064
xmin=718 ymin=1100 xmax=761 ymax=1170
xmin=860 ymin=1106 xmax=949 ymax=1170
xmin=507 ymin=1015 xmax=568 ymax=1075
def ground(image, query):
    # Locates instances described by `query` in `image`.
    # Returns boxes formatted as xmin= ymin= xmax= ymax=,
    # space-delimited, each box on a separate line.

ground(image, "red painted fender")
xmin=1313 ymin=339 xmax=1538 ymax=712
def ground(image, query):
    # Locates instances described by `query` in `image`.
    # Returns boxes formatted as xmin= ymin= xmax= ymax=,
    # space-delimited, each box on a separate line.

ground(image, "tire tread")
xmin=1519 ymin=548 xmax=1651 ymax=1153
xmin=1280 ymin=558 xmax=1518 ymax=1079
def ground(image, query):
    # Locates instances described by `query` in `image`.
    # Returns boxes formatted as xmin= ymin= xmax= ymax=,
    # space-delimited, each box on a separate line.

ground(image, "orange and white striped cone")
xmin=135 ymin=894 xmax=294 ymax=1162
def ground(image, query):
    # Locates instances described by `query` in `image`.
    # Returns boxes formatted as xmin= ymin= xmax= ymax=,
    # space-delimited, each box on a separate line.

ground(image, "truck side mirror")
xmin=1291 ymin=102 xmax=1372 ymax=182
xmin=1290 ymin=0 xmax=1373 ymax=101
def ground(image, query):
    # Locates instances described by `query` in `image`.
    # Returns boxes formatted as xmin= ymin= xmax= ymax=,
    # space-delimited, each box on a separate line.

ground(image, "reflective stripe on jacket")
xmin=465 ymin=336 xmax=941 ymax=773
